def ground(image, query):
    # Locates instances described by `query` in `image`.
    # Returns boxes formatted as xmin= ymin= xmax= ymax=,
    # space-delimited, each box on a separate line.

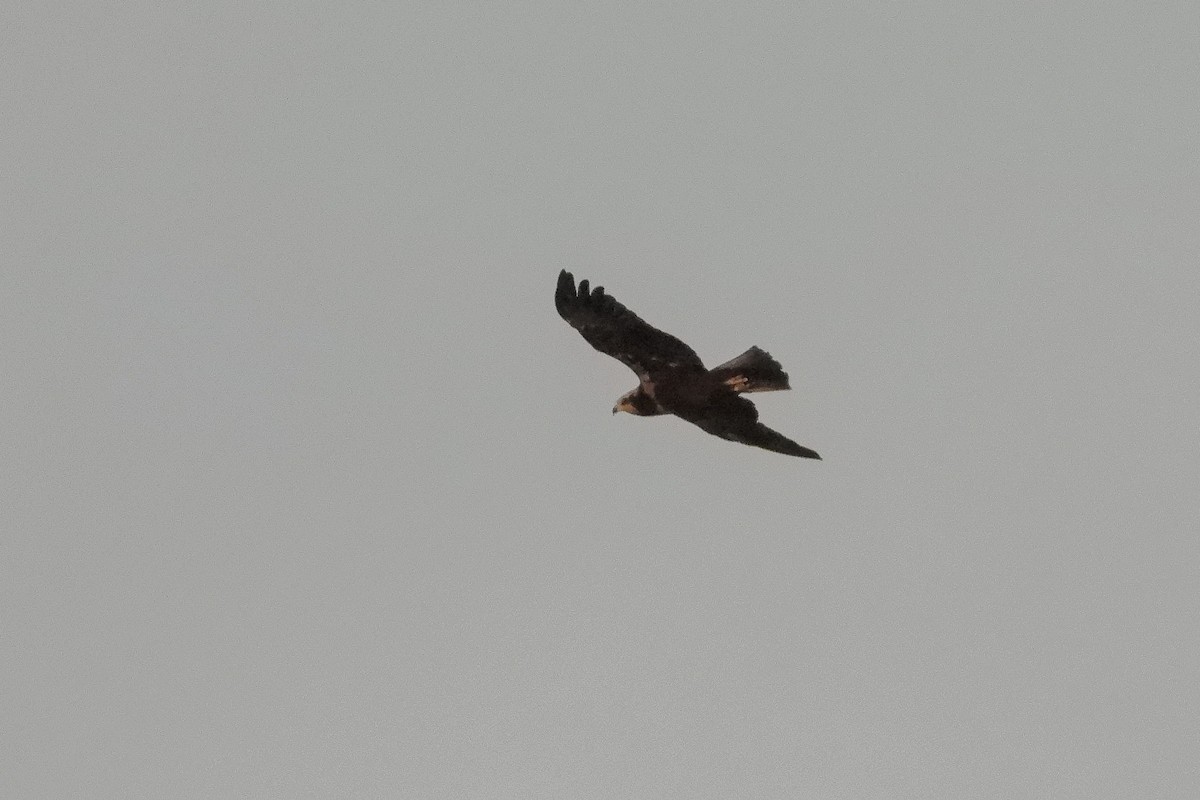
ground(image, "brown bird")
xmin=555 ymin=270 xmax=820 ymax=459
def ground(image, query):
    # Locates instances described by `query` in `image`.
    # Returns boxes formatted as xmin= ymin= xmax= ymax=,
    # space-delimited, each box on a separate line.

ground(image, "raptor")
xmin=555 ymin=270 xmax=821 ymax=459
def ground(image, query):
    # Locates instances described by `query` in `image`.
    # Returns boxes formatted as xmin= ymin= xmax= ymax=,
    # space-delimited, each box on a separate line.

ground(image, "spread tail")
xmin=710 ymin=346 xmax=791 ymax=393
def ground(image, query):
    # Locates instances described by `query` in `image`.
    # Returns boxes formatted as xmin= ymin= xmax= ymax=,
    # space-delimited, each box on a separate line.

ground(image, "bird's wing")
xmin=555 ymin=270 xmax=704 ymax=379
xmin=674 ymin=395 xmax=821 ymax=459
xmin=724 ymin=421 xmax=821 ymax=459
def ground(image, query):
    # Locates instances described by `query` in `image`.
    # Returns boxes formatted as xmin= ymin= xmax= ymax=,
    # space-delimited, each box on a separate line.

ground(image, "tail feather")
xmin=710 ymin=346 xmax=791 ymax=393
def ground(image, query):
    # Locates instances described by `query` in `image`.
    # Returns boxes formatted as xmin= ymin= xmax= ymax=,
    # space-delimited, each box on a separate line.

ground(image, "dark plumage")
xmin=555 ymin=270 xmax=821 ymax=459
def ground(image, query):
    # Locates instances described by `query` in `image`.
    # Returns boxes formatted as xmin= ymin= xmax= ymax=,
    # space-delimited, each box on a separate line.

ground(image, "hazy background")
xmin=4 ymin=3 xmax=1198 ymax=798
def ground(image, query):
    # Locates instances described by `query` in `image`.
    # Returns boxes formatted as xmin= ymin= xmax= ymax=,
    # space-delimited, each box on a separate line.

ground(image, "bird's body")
xmin=555 ymin=270 xmax=820 ymax=459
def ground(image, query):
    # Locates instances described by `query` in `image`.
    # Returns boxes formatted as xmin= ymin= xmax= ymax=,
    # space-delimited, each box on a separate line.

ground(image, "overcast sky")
xmin=4 ymin=3 xmax=1199 ymax=798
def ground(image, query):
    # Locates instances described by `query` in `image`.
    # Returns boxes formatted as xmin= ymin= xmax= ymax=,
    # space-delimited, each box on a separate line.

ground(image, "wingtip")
xmin=786 ymin=443 xmax=821 ymax=459
xmin=555 ymin=270 xmax=576 ymax=309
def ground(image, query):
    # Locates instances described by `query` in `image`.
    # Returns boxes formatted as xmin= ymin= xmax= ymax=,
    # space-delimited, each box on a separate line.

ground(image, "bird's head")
xmin=612 ymin=388 xmax=650 ymax=416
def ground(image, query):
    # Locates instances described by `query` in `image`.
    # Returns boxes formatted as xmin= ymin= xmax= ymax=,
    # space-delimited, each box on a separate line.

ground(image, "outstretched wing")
xmin=674 ymin=394 xmax=821 ymax=459
xmin=727 ymin=422 xmax=821 ymax=459
xmin=555 ymin=270 xmax=704 ymax=378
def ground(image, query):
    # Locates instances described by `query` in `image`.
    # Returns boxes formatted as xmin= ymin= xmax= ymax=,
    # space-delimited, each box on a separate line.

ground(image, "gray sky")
xmin=4 ymin=3 xmax=1199 ymax=798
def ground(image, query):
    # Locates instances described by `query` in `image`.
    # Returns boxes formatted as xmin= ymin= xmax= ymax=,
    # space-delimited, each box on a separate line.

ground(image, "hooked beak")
xmin=611 ymin=405 xmax=619 ymax=415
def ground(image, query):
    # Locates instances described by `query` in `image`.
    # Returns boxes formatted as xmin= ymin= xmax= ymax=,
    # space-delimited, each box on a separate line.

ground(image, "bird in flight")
xmin=555 ymin=270 xmax=820 ymax=459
